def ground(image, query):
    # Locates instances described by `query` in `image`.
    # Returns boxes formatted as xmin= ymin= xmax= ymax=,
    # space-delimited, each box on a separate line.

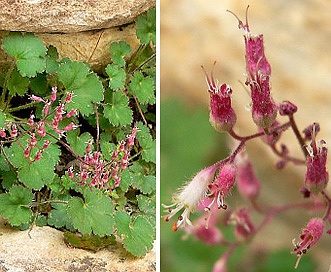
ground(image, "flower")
xmin=202 ymin=64 xmax=237 ymax=132
xmin=250 ymin=79 xmax=278 ymax=128
xmin=229 ymin=7 xmax=277 ymax=128
xmin=163 ymin=165 xmax=217 ymax=231
xmin=304 ymin=125 xmax=328 ymax=194
xmin=235 ymin=152 xmax=261 ymax=202
xmin=229 ymin=207 xmax=255 ymax=241
xmin=204 ymin=164 xmax=236 ymax=212
xmin=302 ymin=123 xmax=320 ymax=141
xmin=184 ymin=215 xmax=223 ymax=245
xmin=291 ymin=217 xmax=325 ymax=269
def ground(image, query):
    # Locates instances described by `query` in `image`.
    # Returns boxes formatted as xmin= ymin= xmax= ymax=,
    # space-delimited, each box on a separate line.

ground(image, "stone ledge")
xmin=0 ymin=0 xmax=155 ymax=33
xmin=0 ymin=219 xmax=156 ymax=272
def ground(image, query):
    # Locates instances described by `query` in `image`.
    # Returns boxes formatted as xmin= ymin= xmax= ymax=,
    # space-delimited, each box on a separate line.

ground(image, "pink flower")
xmin=205 ymin=164 xmax=236 ymax=211
xmin=291 ymin=217 xmax=325 ymax=269
xmin=184 ymin=216 xmax=223 ymax=245
xmin=213 ymin=250 xmax=232 ymax=272
xmin=304 ymin=126 xmax=328 ymax=194
xmin=250 ymin=78 xmax=277 ymax=128
xmin=202 ymin=64 xmax=237 ymax=132
xmin=259 ymin=120 xmax=282 ymax=146
xmin=30 ymin=95 xmax=45 ymax=103
xmin=302 ymin=123 xmax=320 ymax=141
xmin=229 ymin=208 xmax=255 ymax=241
xmin=11 ymin=124 xmax=18 ymax=138
xmin=0 ymin=128 xmax=6 ymax=138
xmin=235 ymin=152 xmax=260 ymax=202
xmin=229 ymin=8 xmax=277 ymax=128
xmin=34 ymin=150 xmax=43 ymax=161
xmin=51 ymin=86 xmax=57 ymax=102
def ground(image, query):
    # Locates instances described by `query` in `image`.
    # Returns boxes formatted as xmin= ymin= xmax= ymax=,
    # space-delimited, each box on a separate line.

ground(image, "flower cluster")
xmin=68 ymin=125 xmax=138 ymax=189
xmin=164 ymin=6 xmax=330 ymax=271
xmin=0 ymin=87 xmax=78 ymax=163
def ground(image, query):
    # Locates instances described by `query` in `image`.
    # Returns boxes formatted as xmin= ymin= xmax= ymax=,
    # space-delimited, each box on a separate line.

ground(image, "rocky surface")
xmin=0 ymin=0 xmax=155 ymax=33
xmin=0 ymin=218 xmax=156 ymax=272
xmin=0 ymin=1 xmax=155 ymax=68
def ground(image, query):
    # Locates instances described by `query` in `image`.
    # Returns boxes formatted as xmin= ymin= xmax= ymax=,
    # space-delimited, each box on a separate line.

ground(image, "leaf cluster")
xmin=0 ymin=8 xmax=156 ymax=257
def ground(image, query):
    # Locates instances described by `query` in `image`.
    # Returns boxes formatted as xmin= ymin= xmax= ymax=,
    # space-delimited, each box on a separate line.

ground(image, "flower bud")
xmin=250 ymin=79 xmax=278 ymax=128
xmin=205 ymin=164 xmax=236 ymax=211
xmin=229 ymin=208 xmax=255 ymax=241
xmin=213 ymin=253 xmax=229 ymax=272
xmin=291 ymin=217 xmax=325 ymax=269
xmin=202 ymin=64 xmax=237 ymax=132
xmin=304 ymin=128 xmax=328 ymax=193
xmin=184 ymin=216 xmax=223 ymax=245
xmin=278 ymin=100 xmax=297 ymax=116
xmin=235 ymin=152 xmax=261 ymax=201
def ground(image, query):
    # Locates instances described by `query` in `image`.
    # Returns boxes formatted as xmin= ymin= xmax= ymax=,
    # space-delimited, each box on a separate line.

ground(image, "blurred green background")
xmin=160 ymin=98 xmax=316 ymax=272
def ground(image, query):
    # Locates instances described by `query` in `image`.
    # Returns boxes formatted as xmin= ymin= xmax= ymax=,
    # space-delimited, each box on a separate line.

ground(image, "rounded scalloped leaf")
xmin=0 ymin=186 xmax=33 ymax=226
xmin=57 ymin=60 xmax=104 ymax=116
xmin=136 ymin=8 xmax=156 ymax=45
xmin=103 ymin=92 xmax=132 ymax=126
xmin=128 ymin=72 xmax=155 ymax=105
xmin=115 ymin=211 xmax=154 ymax=257
xmin=67 ymin=188 xmax=114 ymax=236
xmin=2 ymin=32 xmax=47 ymax=77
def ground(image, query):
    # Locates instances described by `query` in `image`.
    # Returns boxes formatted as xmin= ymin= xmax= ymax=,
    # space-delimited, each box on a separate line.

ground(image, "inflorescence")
xmin=163 ymin=6 xmax=330 ymax=270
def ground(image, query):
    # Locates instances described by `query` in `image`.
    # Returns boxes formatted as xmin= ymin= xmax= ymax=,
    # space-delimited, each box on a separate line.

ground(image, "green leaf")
xmin=46 ymin=45 xmax=59 ymax=73
xmin=57 ymin=60 xmax=104 ymax=115
xmin=30 ymin=73 xmax=48 ymax=96
xmin=13 ymin=140 xmax=59 ymax=190
xmin=0 ymin=110 xmax=6 ymax=127
xmin=136 ymin=122 xmax=156 ymax=163
xmin=48 ymin=196 xmax=74 ymax=231
xmin=105 ymin=64 xmax=126 ymax=90
xmin=137 ymin=194 xmax=156 ymax=227
xmin=18 ymin=158 xmax=55 ymax=190
xmin=7 ymin=69 xmax=29 ymax=96
xmin=66 ymin=129 xmax=92 ymax=156
xmin=136 ymin=8 xmax=156 ymax=45
xmin=109 ymin=41 xmax=131 ymax=67
xmin=4 ymin=141 xmax=27 ymax=168
xmin=1 ymin=170 xmax=17 ymax=190
xmin=118 ymin=169 xmax=131 ymax=193
xmin=67 ymin=188 xmax=114 ymax=236
xmin=100 ymin=133 xmax=116 ymax=161
xmin=115 ymin=211 xmax=154 ymax=257
xmin=128 ymin=72 xmax=155 ymax=105
xmin=0 ymin=186 xmax=33 ymax=226
xmin=126 ymin=163 xmax=156 ymax=194
xmin=103 ymin=92 xmax=132 ymax=126
xmin=2 ymin=32 xmax=47 ymax=77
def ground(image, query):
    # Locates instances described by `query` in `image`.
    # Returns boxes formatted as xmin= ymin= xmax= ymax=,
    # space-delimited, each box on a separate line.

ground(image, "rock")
xmin=0 ymin=23 xmax=140 ymax=73
xmin=0 ymin=218 xmax=156 ymax=272
xmin=0 ymin=0 xmax=155 ymax=33
xmin=0 ymin=1 xmax=155 ymax=68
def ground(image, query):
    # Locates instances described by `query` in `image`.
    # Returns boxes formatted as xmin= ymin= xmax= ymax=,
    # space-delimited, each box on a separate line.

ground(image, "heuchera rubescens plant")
xmin=0 ymin=8 xmax=156 ymax=257
xmin=163 ymin=6 xmax=330 ymax=270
